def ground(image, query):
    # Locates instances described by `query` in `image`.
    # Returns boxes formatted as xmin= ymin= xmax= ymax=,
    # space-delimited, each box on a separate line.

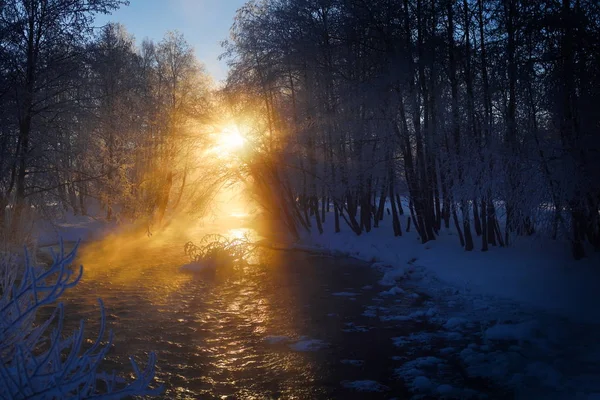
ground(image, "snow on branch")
xmin=0 ymin=242 xmax=161 ymax=399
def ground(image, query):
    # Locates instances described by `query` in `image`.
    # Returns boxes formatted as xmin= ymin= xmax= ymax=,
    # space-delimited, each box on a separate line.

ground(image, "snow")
xmin=377 ymin=265 xmax=410 ymax=286
xmin=342 ymin=322 xmax=370 ymax=332
xmin=263 ymin=335 xmax=289 ymax=344
xmin=380 ymin=286 xmax=405 ymax=296
xmin=410 ymin=356 xmax=445 ymax=369
xmin=362 ymin=307 xmax=377 ymax=317
xmin=28 ymin=206 xmax=600 ymax=398
xmin=341 ymin=380 xmax=389 ymax=392
xmin=341 ymin=359 xmax=364 ymax=366
xmin=437 ymin=384 xmax=455 ymax=395
xmin=35 ymin=205 xmax=117 ymax=247
xmin=439 ymin=347 xmax=457 ymax=355
xmin=443 ymin=317 xmax=469 ymax=330
xmin=412 ymin=376 xmax=433 ymax=391
xmin=0 ymin=245 xmax=160 ymax=398
xmin=300 ymin=211 xmax=600 ymax=398
xmin=289 ymin=339 xmax=327 ymax=352
xmin=484 ymin=320 xmax=541 ymax=343
xmin=301 ymin=211 xmax=600 ymax=325
xmin=379 ymin=314 xmax=411 ymax=321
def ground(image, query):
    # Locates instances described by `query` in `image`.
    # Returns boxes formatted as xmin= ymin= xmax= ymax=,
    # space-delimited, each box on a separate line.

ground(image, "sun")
xmin=219 ymin=125 xmax=245 ymax=152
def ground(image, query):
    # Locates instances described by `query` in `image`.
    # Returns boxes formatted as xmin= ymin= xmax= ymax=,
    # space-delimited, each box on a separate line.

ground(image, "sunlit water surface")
xmin=54 ymin=211 xmax=506 ymax=399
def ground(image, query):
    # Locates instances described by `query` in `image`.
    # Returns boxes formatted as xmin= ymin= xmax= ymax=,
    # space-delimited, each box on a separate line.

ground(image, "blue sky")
xmin=94 ymin=0 xmax=247 ymax=82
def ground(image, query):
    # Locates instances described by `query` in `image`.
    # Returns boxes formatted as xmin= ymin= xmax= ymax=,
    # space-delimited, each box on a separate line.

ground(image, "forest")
xmin=222 ymin=0 xmax=600 ymax=259
xmin=2 ymin=0 xmax=598 ymax=262
xmin=1 ymin=0 xmax=600 ymax=398
xmin=0 ymin=0 xmax=223 ymax=250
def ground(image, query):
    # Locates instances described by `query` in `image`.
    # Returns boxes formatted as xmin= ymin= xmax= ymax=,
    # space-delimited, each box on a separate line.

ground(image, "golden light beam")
xmin=217 ymin=125 xmax=245 ymax=153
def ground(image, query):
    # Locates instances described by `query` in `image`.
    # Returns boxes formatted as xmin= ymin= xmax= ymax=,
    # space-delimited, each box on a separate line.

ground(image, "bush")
xmin=184 ymin=234 xmax=254 ymax=266
xmin=0 ymin=243 xmax=161 ymax=399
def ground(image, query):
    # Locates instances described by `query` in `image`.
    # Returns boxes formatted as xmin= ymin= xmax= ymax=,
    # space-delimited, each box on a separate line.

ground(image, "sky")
xmin=94 ymin=0 xmax=248 ymax=82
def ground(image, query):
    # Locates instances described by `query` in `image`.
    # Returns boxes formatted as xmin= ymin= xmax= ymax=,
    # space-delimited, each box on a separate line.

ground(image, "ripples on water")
xmin=53 ymin=214 xmax=394 ymax=399
xmin=49 ymin=209 xmax=514 ymax=400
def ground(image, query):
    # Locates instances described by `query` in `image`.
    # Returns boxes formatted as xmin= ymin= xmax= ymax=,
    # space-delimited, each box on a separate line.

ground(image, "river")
xmin=50 ymin=211 xmax=507 ymax=399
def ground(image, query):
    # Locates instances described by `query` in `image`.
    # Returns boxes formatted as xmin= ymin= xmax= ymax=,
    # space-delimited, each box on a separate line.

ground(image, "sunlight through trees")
xmin=222 ymin=0 xmax=600 ymax=258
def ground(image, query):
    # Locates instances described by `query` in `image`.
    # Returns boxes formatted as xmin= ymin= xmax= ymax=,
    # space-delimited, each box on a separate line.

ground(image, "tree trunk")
xmin=334 ymin=201 xmax=340 ymax=233
xmin=473 ymin=199 xmax=482 ymax=236
xmin=395 ymin=194 xmax=404 ymax=216
xmin=461 ymin=201 xmax=474 ymax=251
xmin=452 ymin=202 xmax=465 ymax=247
xmin=481 ymin=198 xmax=488 ymax=251
xmin=389 ymin=166 xmax=402 ymax=237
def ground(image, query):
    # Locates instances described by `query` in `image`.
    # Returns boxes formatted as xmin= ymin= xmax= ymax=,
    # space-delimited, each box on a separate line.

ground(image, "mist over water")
xmin=59 ymin=207 xmax=407 ymax=399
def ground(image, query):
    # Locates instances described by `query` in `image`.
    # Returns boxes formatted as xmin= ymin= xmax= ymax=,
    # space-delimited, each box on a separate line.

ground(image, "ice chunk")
xmin=263 ymin=335 xmax=289 ymax=344
xmin=342 ymin=380 xmax=389 ymax=392
xmin=341 ymin=359 xmax=364 ymax=366
xmin=380 ymin=286 xmax=405 ymax=296
xmin=289 ymin=339 xmax=327 ymax=351
xmin=485 ymin=320 xmax=540 ymax=343
xmin=412 ymin=376 xmax=433 ymax=391
xmin=437 ymin=384 xmax=454 ymax=395
xmin=443 ymin=317 xmax=469 ymax=330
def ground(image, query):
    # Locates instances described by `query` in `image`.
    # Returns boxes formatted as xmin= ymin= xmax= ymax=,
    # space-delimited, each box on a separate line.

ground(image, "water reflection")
xmin=63 ymin=212 xmax=324 ymax=398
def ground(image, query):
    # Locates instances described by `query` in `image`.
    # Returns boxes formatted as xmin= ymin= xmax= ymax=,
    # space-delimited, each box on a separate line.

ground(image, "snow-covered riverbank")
xmin=300 ymin=211 xmax=600 ymax=324
xmin=299 ymin=212 xmax=600 ymax=398
xmin=36 ymin=213 xmax=116 ymax=247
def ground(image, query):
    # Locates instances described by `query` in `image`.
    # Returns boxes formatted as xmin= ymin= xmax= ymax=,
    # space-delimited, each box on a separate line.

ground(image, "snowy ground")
xmin=299 ymin=211 xmax=600 ymax=399
xmin=34 ymin=201 xmax=118 ymax=248
xmin=36 ymin=213 xmax=115 ymax=247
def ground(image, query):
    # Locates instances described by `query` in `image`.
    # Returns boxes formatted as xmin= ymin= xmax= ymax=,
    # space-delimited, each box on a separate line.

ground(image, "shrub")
xmin=0 ymin=243 xmax=161 ymax=399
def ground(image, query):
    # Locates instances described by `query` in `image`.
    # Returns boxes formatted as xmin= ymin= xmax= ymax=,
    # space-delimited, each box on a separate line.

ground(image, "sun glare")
xmin=219 ymin=125 xmax=245 ymax=152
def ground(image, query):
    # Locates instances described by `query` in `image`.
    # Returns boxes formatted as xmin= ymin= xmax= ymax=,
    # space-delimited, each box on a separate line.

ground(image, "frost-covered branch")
xmin=0 ymin=243 xmax=161 ymax=400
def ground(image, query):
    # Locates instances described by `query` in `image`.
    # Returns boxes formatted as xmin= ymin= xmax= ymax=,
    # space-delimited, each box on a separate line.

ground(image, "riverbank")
xmin=35 ymin=212 xmax=114 ymax=246
xmin=300 ymin=211 xmax=600 ymax=325
xmin=299 ymin=211 xmax=600 ymax=398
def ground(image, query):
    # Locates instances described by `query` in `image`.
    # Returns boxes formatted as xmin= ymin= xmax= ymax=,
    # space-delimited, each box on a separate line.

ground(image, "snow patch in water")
xmin=341 ymin=380 xmax=389 ymax=392
xmin=341 ymin=359 xmax=364 ymax=366
xmin=263 ymin=335 xmax=289 ymax=344
xmin=484 ymin=320 xmax=540 ymax=344
xmin=378 ymin=267 xmax=409 ymax=286
xmin=443 ymin=317 xmax=469 ymax=330
xmin=380 ymin=315 xmax=412 ymax=322
xmin=343 ymin=322 xmax=370 ymax=332
xmin=380 ymin=286 xmax=405 ymax=296
xmin=412 ymin=376 xmax=433 ymax=392
xmin=289 ymin=339 xmax=327 ymax=352
xmin=437 ymin=384 xmax=455 ymax=396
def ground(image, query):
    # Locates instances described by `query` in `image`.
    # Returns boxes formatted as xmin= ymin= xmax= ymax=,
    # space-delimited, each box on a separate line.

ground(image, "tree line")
xmin=1 ymin=0 xmax=213 ymax=244
xmin=223 ymin=0 xmax=600 ymax=259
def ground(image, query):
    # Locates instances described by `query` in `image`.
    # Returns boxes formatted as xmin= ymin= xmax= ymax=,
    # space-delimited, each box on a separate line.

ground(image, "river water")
xmin=49 ymin=212 xmax=412 ymax=399
xmin=52 ymin=211 xmax=508 ymax=399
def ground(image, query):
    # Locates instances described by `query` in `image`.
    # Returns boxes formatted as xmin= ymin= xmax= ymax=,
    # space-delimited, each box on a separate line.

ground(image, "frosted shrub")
xmin=184 ymin=234 xmax=254 ymax=266
xmin=0 ymin=244 xmax=161 ymax=399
